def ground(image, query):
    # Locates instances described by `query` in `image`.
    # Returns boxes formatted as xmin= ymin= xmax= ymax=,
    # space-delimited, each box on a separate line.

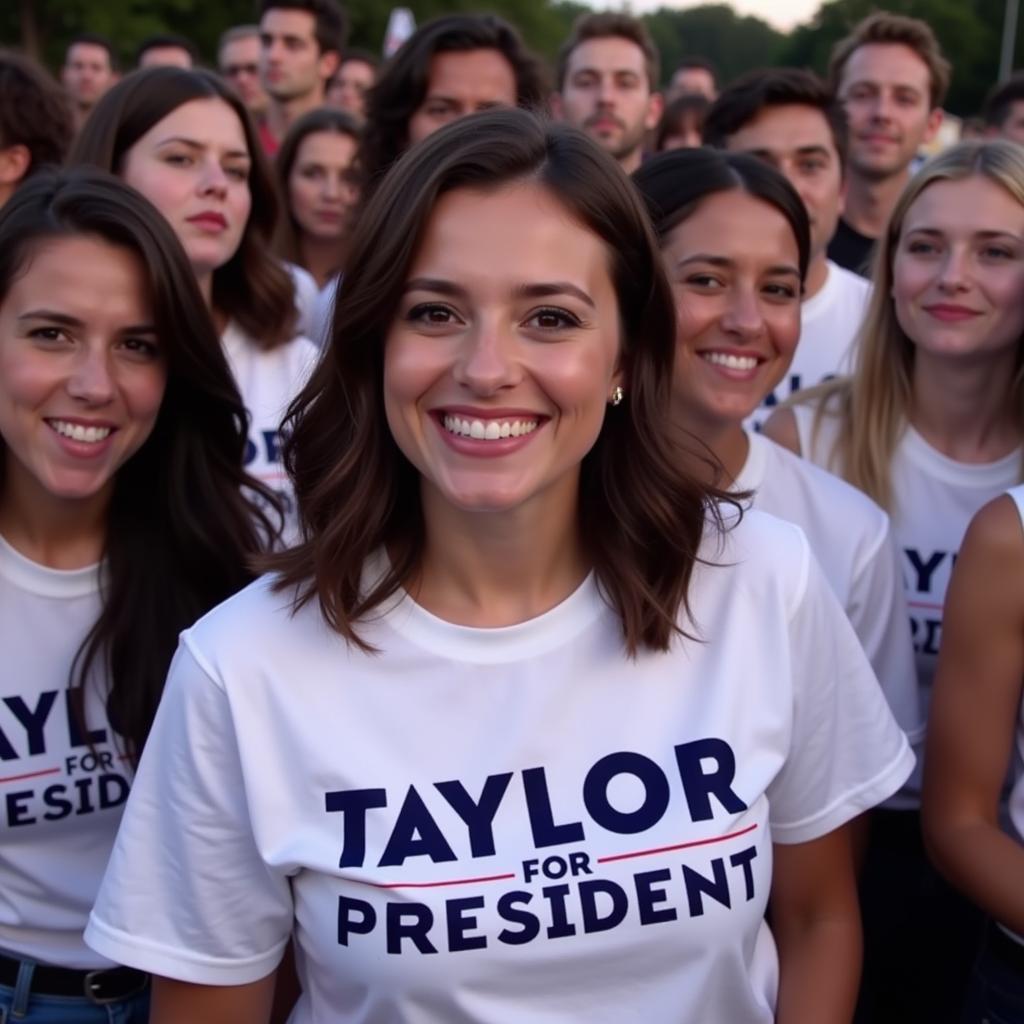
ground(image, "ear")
xmin=319 ymin=49 xmax=341 ymax=84
xmin=0 ymin=144 xmax=31 ymax=188
xmin=549 ymin=91 xmax=564 ymax=120
xmin=644 ymin=91 xmax=665 ymax=132
xmin=922 ymin=107 xmax=944 ymax=145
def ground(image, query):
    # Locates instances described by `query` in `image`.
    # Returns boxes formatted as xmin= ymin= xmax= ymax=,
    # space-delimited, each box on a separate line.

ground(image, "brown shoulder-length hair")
xmin=68 ymin=66 xmax=297 ymax=349
xmin=265 ymin=107 xmax=734 ymax=655
xmin=274 ymin=105 xmax=362 ymax=269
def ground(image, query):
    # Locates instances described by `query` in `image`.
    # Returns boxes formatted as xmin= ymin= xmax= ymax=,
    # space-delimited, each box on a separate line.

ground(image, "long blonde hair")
xmin=794 ymin=140 xmax=1024 ymax=509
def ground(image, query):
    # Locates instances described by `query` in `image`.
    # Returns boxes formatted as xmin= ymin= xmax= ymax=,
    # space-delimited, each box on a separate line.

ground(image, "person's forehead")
xmin=674 ymin=67 xmax=712 ymax=85
xmin=340 ymin=58 xmax=375 ymax=80
xmin=730 ymin=104 xmax=838 ymax=156
xmin=222 ymin=35 xmax=260 ymax=59
xmin=567 ymin=36 xmax=648 ymax=76
xmin=69 ymin=42 xmax=110 ymax=66
xmin=260 ymin=7 xmax=318 ymax=40
xmin=426 ymin=49 xmax=515 ymax=98
xmin=841 ymin=42 xmax=931 ymax=92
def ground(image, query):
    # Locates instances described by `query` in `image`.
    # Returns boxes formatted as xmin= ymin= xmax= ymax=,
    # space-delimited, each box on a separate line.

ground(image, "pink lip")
xmin=44 ymin=419 xmax=118 ymax=460
xmin=431 ymin=409 xmax=547 ymax=459
xmin=187 ymin=212 xmax=228 ymax=231
xmin=924 ymin=304 xmax=981 ymax=322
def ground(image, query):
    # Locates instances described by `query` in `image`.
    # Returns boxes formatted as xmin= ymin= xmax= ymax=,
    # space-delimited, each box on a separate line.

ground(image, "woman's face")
xmin=121 ymin=97 xmax=252 ymax=280
xmin=663 ymin=189 xmax=802 ymax=430
xmin=384 ymin=181 xmax=623 ymax=517
xmin=0 ymin=235 xmax=167 ymax=511
xmin=287 ymin=130 xmax=360 ymax=243
xmin=892 ymin=175 xmax=1024 ymax=362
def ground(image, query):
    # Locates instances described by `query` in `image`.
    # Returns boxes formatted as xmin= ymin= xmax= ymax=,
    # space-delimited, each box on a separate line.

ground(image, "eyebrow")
xmin=403 ymin=278 xmax=597 ymax=308
xmin=155 ymin=136 xmax=250 ymax=160
xmin=745 ymin=145 xmax=832 ymax=160
xmin=905 ymin=227 xmax=1023 ymax=241
xmin=18 ymin=310 xmax=158 ymax=332
xmin=676 ymin=254 xmax=801 ymax=278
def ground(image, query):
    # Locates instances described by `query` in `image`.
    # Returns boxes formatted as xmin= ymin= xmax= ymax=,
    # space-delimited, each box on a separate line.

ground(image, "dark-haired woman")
xmin=359 ymin=13 xmax=548 ymax=193
xmin=275 ymin=107 xmax=361 ymax=347
xmin=0 ymin=169 xmax=274 ymax=1022
xmin=654 ymin=93 xmax=710 ymax=151
xmin=85 ymin=110 xmax=911 ymax=1024
xmin=70 ymin=67 xmax=320 ymax=541
xmin=633 ymin=146 xmax=921 ymax=778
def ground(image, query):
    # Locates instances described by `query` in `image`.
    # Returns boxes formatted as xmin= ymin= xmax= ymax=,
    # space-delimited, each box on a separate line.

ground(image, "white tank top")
xmin=793 ymin=403 xmax=1022 ymax=807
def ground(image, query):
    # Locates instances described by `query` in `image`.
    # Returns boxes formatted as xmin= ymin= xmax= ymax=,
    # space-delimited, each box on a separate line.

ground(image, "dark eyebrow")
xmin=156 ymin=136 xmax=250 ymax=161
xmin=906 ymin=227 xmax=1022 ymax=241
xmin=18 ymin=310 xmax=158 ymax=333
xmin=403 ymin=278 xmax=597 ymax=309
xmin=676 ymin=254 xmax=801 ymax=278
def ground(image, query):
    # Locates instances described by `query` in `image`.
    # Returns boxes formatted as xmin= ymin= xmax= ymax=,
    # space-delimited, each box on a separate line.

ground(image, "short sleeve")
xmin=84 ymin=638 xmax=293 ymax=985
xmin=768 ymin=541 xmax=914 ymax=844
xmin=847 ymin=523 xmax=925 ymax=743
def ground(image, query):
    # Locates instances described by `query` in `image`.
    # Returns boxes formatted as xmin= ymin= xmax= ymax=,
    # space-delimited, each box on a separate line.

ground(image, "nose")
xmin=67 ymin=345 xmax=115 ymax=405
xmin=937 ymin=245 xmax=971 ymax=293
xmin=719 ymin=286 xmax=765 ymax=341
xmin=453 ymin=319 xmax=522 ymax=395
xmin=198 ymin=158 xmax=229 ymax=198
xmin=322 ymin=173 xmax=343 ymax=200
xmin=596 ymin=77 xmax=616 ymax=106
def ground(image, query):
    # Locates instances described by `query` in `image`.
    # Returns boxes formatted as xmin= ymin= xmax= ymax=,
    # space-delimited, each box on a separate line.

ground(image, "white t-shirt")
xmin=793 ymin=402 xmax=1021 ymax=806
xmin=286 ymin=262 xmax=320 ymax=342
xmin=86 ymin=511 xmax=912 ymax=1023
xmin=0 ymin=535 xmax=131 ymax=968
xmin=311 ymin=274 xmax=340 ymax=349
xmin=735 ymin=432 xmax=922 ymax=743
xmin=747 ymin=261 xmax=870 ymax=431
xmin=221 ymin=322 xmax=319 ymax=546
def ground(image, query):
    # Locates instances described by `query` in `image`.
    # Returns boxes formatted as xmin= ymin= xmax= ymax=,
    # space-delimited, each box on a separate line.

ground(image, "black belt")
xmin=0 ymin=952 xmax=148 ymax=1004
xmin=988 ymin=924 xmax=1024 ymax=975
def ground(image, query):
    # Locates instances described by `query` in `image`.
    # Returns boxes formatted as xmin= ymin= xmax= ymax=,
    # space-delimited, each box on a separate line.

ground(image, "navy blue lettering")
xmin=496 ymin=891 xmax=539 ymax=945
xmin=434 ymin=773 xmax=512 ymax=858
xmin=98 ymin=773 xmax=129 ymax=809
xmin=0 ymin=723 xmax=17 ymax=761
xmin=378 ymin=786 xmax=457 ymax=868
xmin=542 ymin=883 xmax=577 ymax=938
xmin=74 ymin=776 xmax=95 ymax=814
xmin=446 ymin=896 xmax=487 ymax=952
xmin=635 ymin=868 xmax=678 ymax=925
xmin=243 ymin=437 xmax=258 ymax=465
xmin=579 ymin=879 xmax=628 ymax=933
xmin=65 ymin=689 xmax=107 ymax=748
xmin=583 ymin=751 xmax=670 ymax=834
xmin=730 ymin=846 xmax=758 ymax=901
xmin=674 ymin=739 xmax=747 ymax=821
xmin=324 ymin=788 xmax=387 ymax=868
xmin=6 ymin=790 xmax=35 ymax=826
xmin=904 ymin=549 xmax=946 ymax=594
xmin=337 ymin=896 xmax=376 ymax=946
xmin=262 ymin=431 xmax=283 ymax=463
xmin=386 ymin=902 xmax=437 ymax=955
xmin=523 ymin=767 xmax=585 ymax=848
xmin=683 ymin=857 xmax=731 ymax=917
xmin=42 ymin=785 xmax=73 ymax=821
xmin=3 ymin=692 xmax=57 ymax=755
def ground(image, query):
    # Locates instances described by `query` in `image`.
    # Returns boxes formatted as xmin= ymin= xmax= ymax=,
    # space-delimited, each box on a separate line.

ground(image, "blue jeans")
xmin=0 ymin=959 xmax=149 ymax=1024
xmin=961 ymin=927 xmax=1024 ymax=1024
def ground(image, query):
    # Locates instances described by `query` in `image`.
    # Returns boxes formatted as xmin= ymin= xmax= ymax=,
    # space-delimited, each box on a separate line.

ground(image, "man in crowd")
xmin=61 ymin=33 xmax=117 ymax=133
xmin=826 ymin=12 xmax=948 ymax=275
xmin=668 ymin=56 xmax=718 ymax=100
xmin=552 ymin=12 xmax=663 ymax=175
xmin=258 ymin=0 xmax=347 ymax=155
xmin=135 ymin=33 xmax=197 ymax=69
xmin=704 ymin=68 xmax=870 ymax=427
xmin=983 ymin=73 xmax=1024 ymax=145
xmin=219 ymin=25 xmax=269 ymax=119
xmin=327 ymin=48 xmax=379 ymax=119
xmin=0 ymin=52 xmax=73 ymax=209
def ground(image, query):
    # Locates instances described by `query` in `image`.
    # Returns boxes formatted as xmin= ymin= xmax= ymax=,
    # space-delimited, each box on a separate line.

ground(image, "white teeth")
xmin=442 ymin=415 xmax=539 ymax=441
xmin=49 ymin=420 xmax=112 ymax=443
xmin=701 ymin=352 xmax=759 ymax=371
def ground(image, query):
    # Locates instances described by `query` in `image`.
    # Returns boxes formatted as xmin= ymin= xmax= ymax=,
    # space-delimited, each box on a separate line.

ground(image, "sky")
xmin=591 ymin=0 xmax=825 ymax=32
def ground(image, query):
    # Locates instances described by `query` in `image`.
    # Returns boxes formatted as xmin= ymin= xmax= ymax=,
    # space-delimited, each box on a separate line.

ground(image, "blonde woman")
xmin=765 ymin=139 xmax=1024 ymax=1023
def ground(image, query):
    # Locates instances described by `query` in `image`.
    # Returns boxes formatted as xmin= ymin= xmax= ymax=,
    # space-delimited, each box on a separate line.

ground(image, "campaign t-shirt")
xmin=826 ymin=217 xmax=875 ymax=278
xmin=793 ymin=403 xmax=1021 ymax=806
xmin=221 ymin=322 xmax=319 ymax=546
xmin=86 ymin=511 xmax=912 ymax=1023
xmin=747 ymin=261 xmax=871 ymax=432
xmin=0 ymin=535 xmax=131 ymax=968
xmin=734 ymin=432 xmax=922 ymax=743
xmin=286 ymin=263 xmax=321 ymax=342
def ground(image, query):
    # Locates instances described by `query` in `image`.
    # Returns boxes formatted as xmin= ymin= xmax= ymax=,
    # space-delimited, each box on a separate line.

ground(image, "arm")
xmin=151 ymin=973 xmax=276 ymax=1024
xmin=771 ymin=827 xmax=861 ymax=1024
xmin=922 ymin=495 xmax=1024 ymax=935
xmin=762 ymin=407 xmax=802 ymax=456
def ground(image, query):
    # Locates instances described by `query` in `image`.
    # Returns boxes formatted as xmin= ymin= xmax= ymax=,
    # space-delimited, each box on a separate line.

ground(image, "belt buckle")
xmin=83 ymin=968 xmax=148 ymax=1006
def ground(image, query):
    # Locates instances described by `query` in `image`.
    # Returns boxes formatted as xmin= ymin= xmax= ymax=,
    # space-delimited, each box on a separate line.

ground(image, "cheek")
xmin=289 ymin=178 xmax=316 ymax=220
xmin=769 ymin=309 xmax=801 ymax=356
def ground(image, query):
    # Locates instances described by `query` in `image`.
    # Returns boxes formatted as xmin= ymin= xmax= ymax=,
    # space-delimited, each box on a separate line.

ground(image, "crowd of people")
xmin=2 ymin=1 xmax=1024 ymax=1022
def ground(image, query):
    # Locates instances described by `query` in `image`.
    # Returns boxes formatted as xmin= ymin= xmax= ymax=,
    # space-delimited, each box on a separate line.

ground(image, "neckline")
xmin=0 ymin=533 xmax=101 ymax=598
xmin=902 ymin=424 xmax=1022 ymax=487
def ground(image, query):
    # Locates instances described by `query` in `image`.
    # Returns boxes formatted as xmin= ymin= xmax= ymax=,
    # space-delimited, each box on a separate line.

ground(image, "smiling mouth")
xmin=700 ymin=352 xmax=761 ymax=372
xmin=47 ymin=419 xmax=114 ymax=443
xmin=442 ymin=415 xmax=540 ymax=440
